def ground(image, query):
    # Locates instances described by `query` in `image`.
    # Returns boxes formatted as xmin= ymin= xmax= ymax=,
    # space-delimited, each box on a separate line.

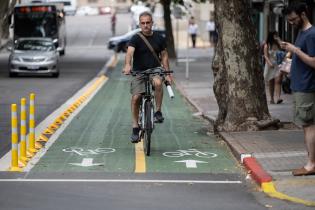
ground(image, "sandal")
xmin=292 ymin=167 xmax=315 ymax=176
xmin=276 ymin=99 xmax=283 ymax=104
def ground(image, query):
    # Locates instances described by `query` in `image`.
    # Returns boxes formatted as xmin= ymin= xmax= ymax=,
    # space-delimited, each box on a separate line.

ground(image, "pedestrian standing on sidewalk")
xmin=263 ymin=31 xmax=284 ymax=104
xmin=123 ymin=11 xmax=173 ymax=143
xmin=206 ymin=18 xmax=216 ymax=46
xmin=188 ymin=17 xmax=198 ymax=48
xmin=281 ymin=2 xmax=315 ymax=176
xmin=111 ymin=11 xmax=117 ymax=36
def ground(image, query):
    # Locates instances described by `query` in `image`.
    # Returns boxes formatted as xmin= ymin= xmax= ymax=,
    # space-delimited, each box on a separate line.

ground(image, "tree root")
xmin=216 ymin=117 xmax=281 ymax=132
xmin=255 ymin=118 xmax=280 ymax=130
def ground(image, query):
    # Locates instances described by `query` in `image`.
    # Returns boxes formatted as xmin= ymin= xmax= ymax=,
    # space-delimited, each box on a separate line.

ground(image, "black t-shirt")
xmin=128 ymin=31 xmax=167 ymax=71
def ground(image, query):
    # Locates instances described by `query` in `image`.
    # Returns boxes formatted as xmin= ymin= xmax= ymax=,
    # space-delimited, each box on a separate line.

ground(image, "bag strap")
xmin=137 ymin=32 xmax=161 ymax=66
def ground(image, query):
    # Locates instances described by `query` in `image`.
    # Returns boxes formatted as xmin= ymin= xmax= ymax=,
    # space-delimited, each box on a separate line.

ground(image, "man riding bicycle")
xmin=123 ymin=11 xmax=173 ymax=143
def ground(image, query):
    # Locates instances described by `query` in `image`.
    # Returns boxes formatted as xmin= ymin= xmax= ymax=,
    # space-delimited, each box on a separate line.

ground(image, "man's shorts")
xmin=130 ymin=75 xmax=162 ymax=95
xmin=293 ymin=92 xmax=315 ymax=127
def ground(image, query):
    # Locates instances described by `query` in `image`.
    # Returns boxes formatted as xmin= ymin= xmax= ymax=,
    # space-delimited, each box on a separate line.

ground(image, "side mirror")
xmin=56 ymin=47 xmax=62 ymax=52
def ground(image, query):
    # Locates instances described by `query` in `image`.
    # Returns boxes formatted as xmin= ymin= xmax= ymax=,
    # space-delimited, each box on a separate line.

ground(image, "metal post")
xmin=186 ymin=25 xmax=190 ymax=80
xmin=9 ymin=104 xmax=22 ymax=172
xmin=19 ymin=98 xmax=28 ymax=165
xmin=176 ymin=19 xmax=179 ymax=66
xmin=28 ymin=93 xmax=37 ymax=154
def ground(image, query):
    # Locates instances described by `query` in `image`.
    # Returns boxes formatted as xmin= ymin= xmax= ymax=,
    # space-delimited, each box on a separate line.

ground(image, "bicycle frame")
xmin=132 ymin=67 xmax=173 ymax=156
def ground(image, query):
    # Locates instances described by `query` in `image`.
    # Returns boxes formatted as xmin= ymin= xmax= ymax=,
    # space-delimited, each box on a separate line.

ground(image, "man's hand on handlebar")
xmin=164 ymin=73 xmax=173 ymax=85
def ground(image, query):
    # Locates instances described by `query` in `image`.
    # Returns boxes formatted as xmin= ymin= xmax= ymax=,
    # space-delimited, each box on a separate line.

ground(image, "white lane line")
xmin=0 ymin=179 xmax=242 ymax=184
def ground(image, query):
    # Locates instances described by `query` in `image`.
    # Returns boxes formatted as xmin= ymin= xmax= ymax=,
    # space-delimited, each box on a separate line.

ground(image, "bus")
xmin=13 ymin=3 xmax=66 ymax=55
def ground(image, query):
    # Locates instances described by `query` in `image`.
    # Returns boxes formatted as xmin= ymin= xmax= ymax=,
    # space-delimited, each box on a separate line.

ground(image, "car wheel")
xmin=9 ymin=72 xmax=18 ymax=77
xmin=52 ymin=72 xmax=59 ymax=78
xmin=59 ymin=49 xmax=65 ymax=56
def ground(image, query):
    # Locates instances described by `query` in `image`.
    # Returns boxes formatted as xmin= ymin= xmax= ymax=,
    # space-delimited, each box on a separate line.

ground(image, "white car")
xmin=8 ymin=38 xmax=60 ymax=77
xmin=76 ymin=6 xmax=99 ymax=16
xmin=130 ymin=2 xmax=151 ymax=28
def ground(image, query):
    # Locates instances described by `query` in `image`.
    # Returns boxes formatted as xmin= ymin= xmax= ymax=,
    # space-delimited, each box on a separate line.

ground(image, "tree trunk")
xmin=161 ymin=0 xmax=176 ymax=59
xmin=212 ymin=0 xmax=278 ymax=131
xmin=0 ymin=0 xmax=16 ymax=41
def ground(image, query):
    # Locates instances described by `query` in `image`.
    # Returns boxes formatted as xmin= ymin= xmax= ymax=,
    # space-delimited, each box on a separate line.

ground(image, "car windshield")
xmin=16 ymin=40 xmax=55 ymax=51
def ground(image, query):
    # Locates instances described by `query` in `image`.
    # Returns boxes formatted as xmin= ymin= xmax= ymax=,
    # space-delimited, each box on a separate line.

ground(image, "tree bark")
xmin=161 ymin=0 xmax=176 ymax=59
xmin=0 ymin=0 xmax=16 ymax=41
xmin=212 ymin=0 xmax=277 ymax=131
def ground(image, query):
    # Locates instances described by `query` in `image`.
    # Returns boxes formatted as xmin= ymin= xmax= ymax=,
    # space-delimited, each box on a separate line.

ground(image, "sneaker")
xmin=130 ymin=127 xmax=140 ymax=143
xmin=154 ymin=111 xmax=164 ymax=123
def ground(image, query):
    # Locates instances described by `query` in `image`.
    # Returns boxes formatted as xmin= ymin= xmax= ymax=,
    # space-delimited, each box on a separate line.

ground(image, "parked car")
xmin=8 ymin=38 xmax=60 ymax=77
xmin=107 ymin=28 xmax=166 ymax=53
xmin=99 ymin=6 xmax=111 ymax=15
xmin=76 ymin=6 xmax=99 ymax=16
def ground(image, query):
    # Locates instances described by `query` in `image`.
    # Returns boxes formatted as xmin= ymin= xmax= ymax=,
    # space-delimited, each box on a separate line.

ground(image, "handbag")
xmin=137 ymin=32 xmax=162 ymax=66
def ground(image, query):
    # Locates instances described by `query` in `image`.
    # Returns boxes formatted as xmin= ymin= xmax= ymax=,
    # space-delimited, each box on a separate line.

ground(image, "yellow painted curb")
xmin=262 ymin=182 xmax=315 ymax=206
xmin=37 ymin=134 xmax=49 ymax=142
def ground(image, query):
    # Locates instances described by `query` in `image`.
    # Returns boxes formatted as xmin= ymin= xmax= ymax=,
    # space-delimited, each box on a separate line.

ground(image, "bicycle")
xmin=131 ymin=67 xmax=173 ymax=156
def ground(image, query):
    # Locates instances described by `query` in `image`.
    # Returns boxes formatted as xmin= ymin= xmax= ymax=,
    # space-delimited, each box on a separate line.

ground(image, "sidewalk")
xmin=172 ymin=47 xmax=315 ymax=206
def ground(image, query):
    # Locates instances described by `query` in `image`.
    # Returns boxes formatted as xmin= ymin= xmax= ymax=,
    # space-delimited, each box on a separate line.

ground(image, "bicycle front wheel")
xmin=144 ymin=100 xmax=153 ymax=156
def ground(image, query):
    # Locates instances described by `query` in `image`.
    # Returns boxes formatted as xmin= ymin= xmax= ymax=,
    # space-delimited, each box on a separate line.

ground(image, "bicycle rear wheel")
xmin=144 ymin=101 xmax=153 ymax=156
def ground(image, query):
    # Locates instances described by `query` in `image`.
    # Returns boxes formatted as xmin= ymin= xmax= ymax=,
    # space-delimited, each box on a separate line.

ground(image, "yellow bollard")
xmin=9 ymin=104 xmax=22 ymax=172
xmin=28 ymin=93 xmax=37 ymax=153
xmin=19 ymin=98 xmax=28 ymax=165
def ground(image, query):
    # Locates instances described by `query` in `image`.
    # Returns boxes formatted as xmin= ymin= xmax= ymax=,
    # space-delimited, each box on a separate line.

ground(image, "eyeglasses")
xmin=140 ymin=21 xmax=152 ymax=25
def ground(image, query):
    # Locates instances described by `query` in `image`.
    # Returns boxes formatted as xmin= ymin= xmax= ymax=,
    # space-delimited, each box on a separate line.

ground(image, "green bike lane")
xmin=30 ymin=62 xmax=240 ymax=175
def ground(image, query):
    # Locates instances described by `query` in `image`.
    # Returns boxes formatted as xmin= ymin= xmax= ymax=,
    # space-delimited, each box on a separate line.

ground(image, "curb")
xmin=242 ymin=156 xmax=315 ymax=206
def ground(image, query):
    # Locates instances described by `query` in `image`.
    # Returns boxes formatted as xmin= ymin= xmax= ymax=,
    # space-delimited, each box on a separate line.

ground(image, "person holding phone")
xmin=280 ymin=2 xmax=315 ymax=176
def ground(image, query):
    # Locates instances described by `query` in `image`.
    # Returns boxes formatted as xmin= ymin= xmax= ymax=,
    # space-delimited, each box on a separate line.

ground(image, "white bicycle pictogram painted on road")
xmin=62 ymin=147 xmax=116 ymax=156
xmin=162 ymin=149 xmax=218 ymax=158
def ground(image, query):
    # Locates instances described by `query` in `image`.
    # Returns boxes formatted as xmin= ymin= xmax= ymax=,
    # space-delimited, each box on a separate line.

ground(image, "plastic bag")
xmin=279 ymin=59 xmax=291 ymax=74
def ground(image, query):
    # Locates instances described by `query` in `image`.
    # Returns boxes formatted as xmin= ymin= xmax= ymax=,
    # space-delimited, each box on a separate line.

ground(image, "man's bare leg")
xmin=304 ymin=125 xmax=315 ymax=171
xmin=153 ymin=77 xmax=163 ymax=112
xmin=131 ymin=94 xmax=141 ymax=128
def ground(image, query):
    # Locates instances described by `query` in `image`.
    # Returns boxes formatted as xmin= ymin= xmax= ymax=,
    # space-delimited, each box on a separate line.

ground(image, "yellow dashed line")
xmin=135 ymin=140 xmax=146 ymax=173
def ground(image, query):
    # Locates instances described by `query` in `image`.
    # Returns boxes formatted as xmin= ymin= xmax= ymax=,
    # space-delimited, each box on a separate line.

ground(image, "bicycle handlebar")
xmin=131 ymin=67 xmax=173 ymax=76
xmin=130 ymin=67 xmax=175 ymax=99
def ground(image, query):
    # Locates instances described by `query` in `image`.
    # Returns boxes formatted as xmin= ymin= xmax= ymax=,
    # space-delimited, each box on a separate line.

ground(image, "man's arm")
xmin=160 ymin=49 xmax=169 ymax=71
xmin=123 ymin=46 xmax=135 ymax=75
xmin=281 ymin=42 xmax=315 ymax=69
xmin=160 ymin=49 xmax=173 ymax=83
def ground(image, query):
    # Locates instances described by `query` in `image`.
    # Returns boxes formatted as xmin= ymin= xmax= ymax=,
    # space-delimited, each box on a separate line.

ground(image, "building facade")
xmin=251 ymin=0 xmax=315 ymax=44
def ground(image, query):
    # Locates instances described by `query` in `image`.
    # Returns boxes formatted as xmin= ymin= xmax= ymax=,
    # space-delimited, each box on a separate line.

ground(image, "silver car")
xmin=8 ymin=38 xmax=60 ymax=77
